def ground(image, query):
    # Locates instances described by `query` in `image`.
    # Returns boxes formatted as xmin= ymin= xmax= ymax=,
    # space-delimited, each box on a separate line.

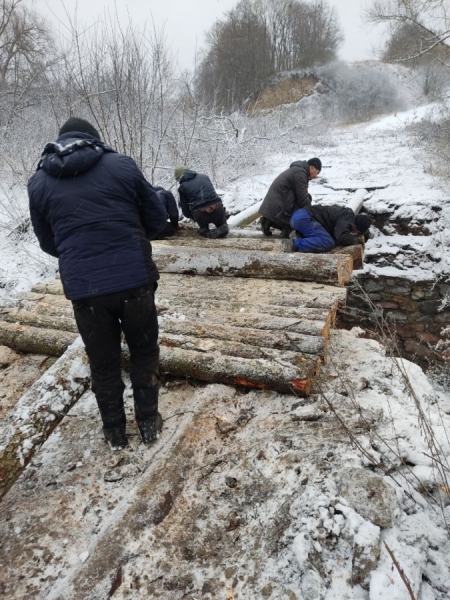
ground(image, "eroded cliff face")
xmin=1 ymin=329 xmax=449 ymax=600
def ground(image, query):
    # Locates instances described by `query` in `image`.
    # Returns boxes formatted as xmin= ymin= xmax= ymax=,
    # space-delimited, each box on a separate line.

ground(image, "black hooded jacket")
xmin=28 ymin=132 xmax=167 ymax=301
xmin=178 ymin=170 xmax=221 ymax=219
xmin=259 ymin=160 xmax=312 ymax=228
xmin=307 ymin=205 xmax=359 ymax=246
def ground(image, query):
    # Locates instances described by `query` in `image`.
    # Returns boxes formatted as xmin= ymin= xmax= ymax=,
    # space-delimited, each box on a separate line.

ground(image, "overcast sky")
xmin=37 ymin=0 xmax=384 ymax=69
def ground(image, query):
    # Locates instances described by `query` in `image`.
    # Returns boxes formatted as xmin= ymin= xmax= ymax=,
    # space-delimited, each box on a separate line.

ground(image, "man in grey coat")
xmin=259 ymin=158 xmax=321 ymax=237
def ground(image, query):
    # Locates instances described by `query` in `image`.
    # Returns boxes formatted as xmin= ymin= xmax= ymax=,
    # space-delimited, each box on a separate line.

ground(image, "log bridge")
xmin=0 ymin=229 xmax=361 ymax=498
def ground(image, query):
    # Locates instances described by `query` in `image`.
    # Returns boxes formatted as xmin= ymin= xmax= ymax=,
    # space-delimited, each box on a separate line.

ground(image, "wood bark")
xmin=152 ymin=246 xmax=353 ymax=285
xmin=0 ymin=341 xmax=90 ymax=500
xmin=161 ymin=308 xmax=329 ymax=337
xmin=0 ymin=321 xmax=77 ymax=356
xmin=124 ymin=346 xmax=315 ymax=396
xmin=31 ymin=275 xmax=348 ymax=310
xmin=153 ymin=237 xmax=287 ymax=253
xmin=1 ymin=308 xmax=78 ymax=333
xmin=16 ymin=294 xmax=337 ymax=332
xmin=159 ymin=332 xmax=321 ymax=368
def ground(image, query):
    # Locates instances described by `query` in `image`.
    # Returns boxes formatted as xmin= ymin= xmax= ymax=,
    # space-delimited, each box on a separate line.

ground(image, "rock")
xmin=79 ymin=550 xmax=89 ymax=563
xmin=338 ymin=468 xmax=398 ymax=528
xmin=363 ymin=280 xmax=384 ymax=293
xmin=0 ymin=345 xmax=20 ymax=368
xmin=351 ymin=521 xmax=381 ymax=589
xmin=419 ymin=300 xmax=443 ymax=315
xmin=291 ymin=406 xmax=322 ymax=422
xmin=215 ymin=415 xmax=236 ymax=434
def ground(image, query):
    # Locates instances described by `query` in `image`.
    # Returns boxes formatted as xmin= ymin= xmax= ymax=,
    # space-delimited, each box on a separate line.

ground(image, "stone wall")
xmin=338 ymin=275 xmax=450 ymax=368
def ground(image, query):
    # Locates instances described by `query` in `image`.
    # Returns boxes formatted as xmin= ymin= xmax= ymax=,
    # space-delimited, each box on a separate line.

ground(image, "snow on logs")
xmin=152 ymin=246 xmax=353 ymax=286
xmin=0 ymin=339 xmax=90 ymax=500
xmin=153 ymin=239 xmax=364 ymax=269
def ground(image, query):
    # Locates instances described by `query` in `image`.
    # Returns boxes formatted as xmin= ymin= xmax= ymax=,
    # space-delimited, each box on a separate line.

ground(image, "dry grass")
xmin=246 ymin=76 xmax=318 ymax=114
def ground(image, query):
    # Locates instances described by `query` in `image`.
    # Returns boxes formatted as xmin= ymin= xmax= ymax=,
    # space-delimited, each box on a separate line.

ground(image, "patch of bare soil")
xmin=246 ymin=76 xmax=318 ymax=114
xmin=0 ymin=346 xmax=56 ymax=420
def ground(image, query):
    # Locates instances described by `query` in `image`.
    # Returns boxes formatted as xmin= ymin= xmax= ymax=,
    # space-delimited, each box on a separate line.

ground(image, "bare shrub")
xmin=318 ymin=61 xmax=404 ymax=122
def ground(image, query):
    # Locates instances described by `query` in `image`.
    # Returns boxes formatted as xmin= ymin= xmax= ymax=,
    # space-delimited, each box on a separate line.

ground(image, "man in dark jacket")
xmin=175 ymin=165 xmax=229 ymax=238
xmin=283 ymin=205 xmax=372 ymax=253
xmin=153 ymin=186 xmax=180 ymax=238
xmin=28 ymin=117 xmax=168 ymax=451
xmin=259 ymin=158 xmax=321 ymax=237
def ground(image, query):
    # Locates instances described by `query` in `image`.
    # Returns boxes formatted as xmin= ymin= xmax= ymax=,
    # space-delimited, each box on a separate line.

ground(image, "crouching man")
xmin=153 ymin=185 xmax=180 ymax=238
xmin=174 ymin=165 xmax=229 ymax=239
xmin=28 ymin=117 xmax=168 ymax=450
xmin=284 ymin=205 xmax=372 ymax=253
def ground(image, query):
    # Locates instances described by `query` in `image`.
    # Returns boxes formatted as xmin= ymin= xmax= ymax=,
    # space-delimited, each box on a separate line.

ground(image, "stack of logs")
xmin=0 ymin=235 xmax=358 ymax=396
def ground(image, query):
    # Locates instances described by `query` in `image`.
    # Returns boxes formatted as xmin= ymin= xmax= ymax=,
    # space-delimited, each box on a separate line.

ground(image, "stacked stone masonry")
xmin=339 ymin=275 xmax=450 ymax=367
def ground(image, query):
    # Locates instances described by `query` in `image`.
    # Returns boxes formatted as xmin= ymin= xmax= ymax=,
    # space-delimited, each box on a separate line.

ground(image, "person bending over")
xmin=174 ymin=165 xmax=229 ymax=239
xmin=28 ymin=117 xmax=167 ymax=451
xmin=259 ymin=158 xmax=321 ymax=238
xmin=284 ymin=204 xmax=372 ymax=253
xmin=153 ymin=185 xmax=180 ymax=238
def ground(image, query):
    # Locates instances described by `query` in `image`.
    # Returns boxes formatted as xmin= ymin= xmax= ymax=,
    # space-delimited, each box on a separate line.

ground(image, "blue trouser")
xmin=289 ymin=209 xmax=335 ymax=253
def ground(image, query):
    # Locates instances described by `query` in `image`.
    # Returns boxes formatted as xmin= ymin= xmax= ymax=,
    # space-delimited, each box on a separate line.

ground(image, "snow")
xmin=0 ymin=68 xmax=449 ymax=598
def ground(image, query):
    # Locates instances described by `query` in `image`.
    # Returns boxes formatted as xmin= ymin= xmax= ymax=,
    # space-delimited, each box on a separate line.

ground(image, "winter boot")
xmin=198 ymin=226 xmax=209 ymax=237
xmin=281 ymin=239 xmax=295 ymax=253
xmin=216 ymin=223 xmax=229 ymax=238
xmin=103 ymin=425 xmax=128 ymax=451
xmin=260 ymin=216 xmax=272 ymax=237
xmin=137 ymin=412 xmax=163 ymax=444
xmin=134 ymin=386 xmax=162 ymax=444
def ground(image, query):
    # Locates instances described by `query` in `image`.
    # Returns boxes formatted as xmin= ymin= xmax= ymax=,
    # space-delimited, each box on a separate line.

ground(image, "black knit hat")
xmin=308 ymin=157 xmax=322 ymax=172
xmin=355 ymin=214 xmax=372 ymax=234
xmin=58 ymin=117 xmax=100 ymax=140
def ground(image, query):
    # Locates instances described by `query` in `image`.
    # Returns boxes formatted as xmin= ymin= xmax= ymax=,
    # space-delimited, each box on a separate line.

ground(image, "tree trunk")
xmin=31 ymin=275 xmax=348 ymax=311
xmin=139 ymin=346 xmax=314 ymax=396
xmin=0 ymin=341 xmax=90 ymax=500
xmin=152 ymin=246 xmax=353 ymax=285
xmin=159 ymin=332 xmax=320 ymax=366
xmin=330 ymin=245 xmax=364 ymax=270
xmin=153 ymin=237 xmax=287 ymax=253
xmin=0 ymin=321 xmax=77 ymax=356
xmin=160 ymin=308 xmax=330 ymax=337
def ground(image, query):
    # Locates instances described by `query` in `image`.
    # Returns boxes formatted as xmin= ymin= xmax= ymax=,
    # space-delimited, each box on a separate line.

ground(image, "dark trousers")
xmin=72 ymin=285 xmax=160 ymax=429
xmin=154 ymin=221 xmax=177 ymax=240
xmin=260 ymin=216 xmax=291 ymax=238
xmin=191 ymin=203 xmax=227 ymax=231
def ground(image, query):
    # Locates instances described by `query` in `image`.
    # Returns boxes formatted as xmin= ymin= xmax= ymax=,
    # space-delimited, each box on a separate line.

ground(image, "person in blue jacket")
xmin=28 ymin=117 xmax=168 ymax=451
xmin=174 ymin=165 xmax=229 ymax=238
xmin=283 ymin=205 xmax=372 ymax=253
xmin=153 ymin=186 xmax=180 ymax=238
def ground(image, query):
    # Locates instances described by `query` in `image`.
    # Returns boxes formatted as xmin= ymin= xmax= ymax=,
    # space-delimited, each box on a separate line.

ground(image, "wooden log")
xmin=1 ymin=307 xmax=327 ymax=358
xmin=160 ymin=318 xmax=326 ymax=357
xmin=161 ymin=308 xmax=329 ymax=337
xmin=160 ymin=332 xmax=320 ymax=367
xmin=0 ymin=340 xmax=90 ymax=500
xmin=153 ymin=237 xmax=287 ymax=253
xmin=0 ymin=321 xmax=77 ymax=356
xmin=330 ymin=245 xmax=364 ymax=270
xmin=31 ymin=275 xmax=348 ymax=309
xmin=157 ymin=297 xmax=334 ymax=322
xmin=1 ymin=309 xmax=79 ymax=333
xmin=138 ymin=346 xmax=314 ymax=396
xmin=152 ymin=246 xmax=353 ymax=285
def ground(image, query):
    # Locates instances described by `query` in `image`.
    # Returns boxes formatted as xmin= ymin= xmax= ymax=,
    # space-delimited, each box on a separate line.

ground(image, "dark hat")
xmin=355 ymin=214 xmax=372 ymax=233
xmin=59 ymin=117 xmax=100 ymax=140
xmin=308 ymin=157 xmax=322 ymax=172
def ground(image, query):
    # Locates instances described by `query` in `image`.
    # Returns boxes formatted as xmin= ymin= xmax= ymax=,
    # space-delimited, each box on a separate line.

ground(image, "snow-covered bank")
xmin=0 ymin=328 xmax=449 ymax=599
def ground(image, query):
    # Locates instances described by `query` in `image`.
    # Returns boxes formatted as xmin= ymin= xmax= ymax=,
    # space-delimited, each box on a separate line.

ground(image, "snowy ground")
xmin=1 ymin=80 xmax=450 ymax=599
xmin=0 ymin=328 xmax=449 ymax=599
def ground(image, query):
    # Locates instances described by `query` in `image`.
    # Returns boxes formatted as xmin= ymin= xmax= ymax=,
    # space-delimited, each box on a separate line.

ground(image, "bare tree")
xmin=368 ymin=0 xmax=450 ymax=65
xmin=0 ymin=0 xmax=53 ymax=124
